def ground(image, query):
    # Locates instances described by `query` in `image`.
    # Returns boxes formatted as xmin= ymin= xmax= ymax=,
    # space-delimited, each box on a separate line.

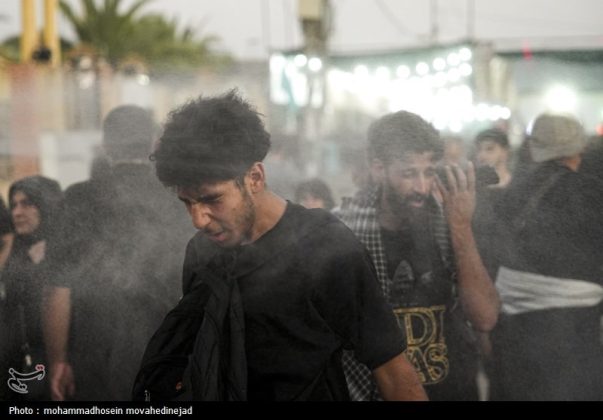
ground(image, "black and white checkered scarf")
xmin=334 ymin=185 xmax=455 ymax=400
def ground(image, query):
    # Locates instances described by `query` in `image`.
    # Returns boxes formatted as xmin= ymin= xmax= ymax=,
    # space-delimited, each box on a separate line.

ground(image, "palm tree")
xmin=0 ymin=36 xmax=20 ymax=62
xmin=128 ymin=14 xmax=230 ymax=74
xmin=59 ymin=0 xmax=150 ymax=67
xmin=60 ymin=0 xmax=231 ymax=73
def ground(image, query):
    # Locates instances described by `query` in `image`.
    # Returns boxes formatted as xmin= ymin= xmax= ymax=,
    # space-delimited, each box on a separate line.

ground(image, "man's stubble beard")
xmin=384 ymin=182 xmax=428 ymax=223
xmin=238 ymin=187 xmax=257 ymax=244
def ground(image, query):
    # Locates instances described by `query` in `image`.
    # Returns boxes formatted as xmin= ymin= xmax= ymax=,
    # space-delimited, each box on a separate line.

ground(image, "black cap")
xmin=475 ymin=128 xmax=510 ymax=149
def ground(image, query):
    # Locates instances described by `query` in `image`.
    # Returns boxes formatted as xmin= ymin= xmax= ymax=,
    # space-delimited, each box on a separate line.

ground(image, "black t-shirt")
xmin=473 ymin=187 xmax=506 ymax=280
xmin=184 ymin=203 xmax=405 ymax=401
xmin=380 ymin=220 xmax=478 ymax=401
xmin=381 ymin=223 xmax=450 ymax=308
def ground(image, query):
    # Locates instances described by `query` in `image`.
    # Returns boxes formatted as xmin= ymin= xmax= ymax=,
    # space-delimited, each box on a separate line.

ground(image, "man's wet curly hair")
xmin=151 ymin=90 xmax=271 ymax=188
xmin=367 ymin=110 xmax=443 ymax=164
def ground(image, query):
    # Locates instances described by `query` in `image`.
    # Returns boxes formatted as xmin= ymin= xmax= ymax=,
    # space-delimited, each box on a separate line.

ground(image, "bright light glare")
xmin=354 ymin=65 xmax=369 ymax=77
xmin=433 ymin=58 xmax=446 ymax=71
xmin=294 ymin=54 xmax=308 ymax=67
xmin=449 ymin=121 xmax=463 ymax=133
xmin=488 ymin=106 xmax=501 ymax=121
xmin=308 ymin=57 xmax=323 ymax=72
xmin=447 ymin=68 xmax=460 ymax=82
xmin=459 ymin=63 xmax=473 ymax=77
xmin=500 ymin=107 xmax=512 ymax=120
xmin=459 ymin=47 xmax=472 ymax=61
xmin=375 ymin=66 xmax=391 ymax=80
xmin=270 ymin=54 xmax=286 ymax=72
xmin=416 ymin=62 xmax=430 ymax=76
xmin=476 ymin=103 xmax=489 ymax=121
xmin=434 ymin=72 xmax=447 ymax=87
xmin=396 ymin=65 xmax=410 ymax=79
xmin=137 ymin=74 xmax=150 ymax=85
xmin=545 ymin=85 xmax=577 ymax=112
xmin=447 ymin=53 xmax=460 ymax=66
xmin=433 ymin=119 xmax=447 ymax=130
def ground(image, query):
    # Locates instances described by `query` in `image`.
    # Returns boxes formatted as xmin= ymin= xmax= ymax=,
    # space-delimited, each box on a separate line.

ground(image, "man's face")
xmin=443 ymin=141 xmax=465 ymax=166
xmin=177 ymin=179 xmax=256 ymax=248
xmin=11 ymin=191 xmax=41 ymax=236
xmin=382 ymin=152 xmax=436 ymax=212
xmin=476 ymin=139 xmax=508 ymax=168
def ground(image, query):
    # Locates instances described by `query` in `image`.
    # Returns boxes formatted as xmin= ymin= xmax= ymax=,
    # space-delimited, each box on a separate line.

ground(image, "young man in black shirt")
xmin=134 ymin=91 xmax=426 ymax=401
xmin=336 ymin=111 xmax=500 ymax=400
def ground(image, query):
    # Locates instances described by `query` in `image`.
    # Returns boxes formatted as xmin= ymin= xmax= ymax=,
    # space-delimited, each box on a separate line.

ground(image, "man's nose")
xmin=413 ymin=175 xmax=430 ymax=195
xmin=189 ymin=204 xmax=211 ymax=230
xmin=12 ymin=205 xmax=23 ymax=217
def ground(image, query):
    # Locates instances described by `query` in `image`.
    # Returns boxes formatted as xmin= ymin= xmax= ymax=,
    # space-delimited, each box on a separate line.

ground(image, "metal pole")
xmin=20 ymin=0 xmax=37 ymax=63
xmin=43 ymin=0 xmax=61 ymax=68
xmin=298 ymin=0 xmax=329 ymax=177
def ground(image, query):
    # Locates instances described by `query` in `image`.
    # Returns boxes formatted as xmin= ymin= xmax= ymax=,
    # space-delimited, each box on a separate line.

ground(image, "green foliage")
xmin=128 ymin=14 xmax=231 ymax=74
xmin=0 ymin=36 xmax=19 ymax=62
xmin=59 ymin=0 xmax=231 ymax=73
xmin=59 ymin=0 xmax=150 ymax=66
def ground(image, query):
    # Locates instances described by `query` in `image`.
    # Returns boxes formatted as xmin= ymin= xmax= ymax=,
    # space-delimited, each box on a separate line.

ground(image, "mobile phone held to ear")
xmin=475 ymin=165 xmax=500 ymax=188
xmin=436 ymin=165 xmax=499 ymax=190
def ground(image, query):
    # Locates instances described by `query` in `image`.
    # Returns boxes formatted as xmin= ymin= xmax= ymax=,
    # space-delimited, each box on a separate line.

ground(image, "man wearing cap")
xmin=43 ymin=106 xmax=192 ymax=400
xmin=491 ymin=113 xmax=603 ymax=400
xmin=474 ymin=128 xmax=512 ymax=188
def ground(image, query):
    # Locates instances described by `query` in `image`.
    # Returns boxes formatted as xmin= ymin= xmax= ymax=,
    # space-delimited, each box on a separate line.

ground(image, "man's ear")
xmin=246 ymin=162 xmax=266 ymax=193
xmin=370 ymin=158 xmax=385 ymax=184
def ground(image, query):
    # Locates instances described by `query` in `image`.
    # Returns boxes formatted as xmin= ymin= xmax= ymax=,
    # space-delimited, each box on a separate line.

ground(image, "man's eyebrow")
xmin=177 ymin=192 xmax=222 ymax=203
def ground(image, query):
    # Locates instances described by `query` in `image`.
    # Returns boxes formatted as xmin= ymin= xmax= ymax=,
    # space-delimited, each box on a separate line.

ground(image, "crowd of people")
xmin=0 ymin=90 xmax=602 ymax=401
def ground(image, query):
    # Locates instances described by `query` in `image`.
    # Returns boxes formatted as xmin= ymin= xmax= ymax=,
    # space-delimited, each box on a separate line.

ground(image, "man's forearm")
xmin=42 ymin=286 xmax=71 ymax=365
xmin=450 ymin=226 xmax=500 ymax=332
xmin=373 ymin=353 xmax=429 ymax=401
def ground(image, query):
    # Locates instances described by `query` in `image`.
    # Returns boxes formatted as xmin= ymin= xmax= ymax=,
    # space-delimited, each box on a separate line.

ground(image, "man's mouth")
xmin=409 ymin=195 xmax=426 ymax=207
xmin=206 ymin=231 xmax=226 ymax=242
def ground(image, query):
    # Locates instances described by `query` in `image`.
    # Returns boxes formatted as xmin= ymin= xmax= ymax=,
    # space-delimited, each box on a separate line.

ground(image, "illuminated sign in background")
xmin=270 ymin=45 xmax=511 ymax=134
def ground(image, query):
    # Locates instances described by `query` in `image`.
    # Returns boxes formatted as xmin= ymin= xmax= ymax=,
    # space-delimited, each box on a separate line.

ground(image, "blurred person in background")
xmin=471 ymin=128 xmax=514 ymax=280
xmin=337 ymin=110 xmax=499 ymax=401
xmin=262 ymin=135 xmax=303 ymax=202
xmin=491 ymin=113 xmax=603 ymax=400
xmin=294 ymin=178 xmax=336 ymax=210
xmin=344 ymin=147 xmax=372 ymax=193
xmin=0 ymin=176 xmax=63 ymax=400
xmin=43 ymin=105 xmax=192 ymax=401
xmin=474 ymin=129 xmax=512 ymax=188
xmin=509 ymin=135 xmax=537 ymax=182
xmin=470 ymin=128 xmax=514 ymax=400
xmin=473 ymin=134 xmax=536 ymax=400
xmin=580 ymin=134 xmax=603 ymax=181
xmin=441 ymin=136 xmax=467 ymax=167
